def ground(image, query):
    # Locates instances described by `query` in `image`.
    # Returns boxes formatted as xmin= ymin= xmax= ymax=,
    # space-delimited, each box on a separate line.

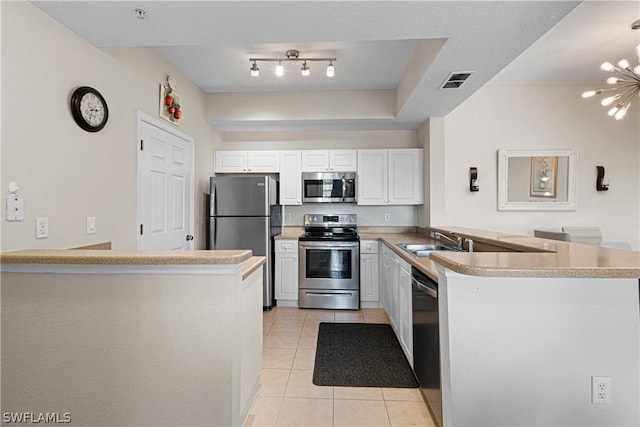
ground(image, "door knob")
xmin=186 ymin=234 xmax=194 ymax=241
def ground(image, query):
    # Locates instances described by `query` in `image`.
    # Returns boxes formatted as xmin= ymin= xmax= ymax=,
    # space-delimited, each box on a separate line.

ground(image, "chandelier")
xmin=581 ymin=19 xmax=640 ymax=120
xmin=249 ymin=49 xmax=336 ymax=78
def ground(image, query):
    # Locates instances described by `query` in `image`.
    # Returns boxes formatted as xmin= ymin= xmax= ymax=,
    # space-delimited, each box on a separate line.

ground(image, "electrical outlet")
xmin=286 ymin=212 xmax=292 ymax=222
xmin=384 ymin=212 xmax=390 ymax=222
xmin=86 ymin=216 xmax=96 ymax=234
xmin=36 ymin=217 xmax=49 ymax=239
xmin=592 ymin=376 xmax=611 ymax=404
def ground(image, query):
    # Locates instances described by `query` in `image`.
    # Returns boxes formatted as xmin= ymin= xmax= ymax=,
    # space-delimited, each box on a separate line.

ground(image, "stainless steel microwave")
xmin=302 ymin=172 xmax=356 ymax=203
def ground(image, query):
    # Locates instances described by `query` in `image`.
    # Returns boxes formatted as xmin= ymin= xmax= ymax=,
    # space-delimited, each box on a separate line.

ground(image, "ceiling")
xmin=31 ymin=1 xmax=640 ymax=132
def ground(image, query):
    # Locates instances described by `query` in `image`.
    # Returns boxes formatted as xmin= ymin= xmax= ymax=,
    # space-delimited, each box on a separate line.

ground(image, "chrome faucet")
xmin=433 ymin=231 xmax=464 ymax=250
xmin=432 ymin=231 xmax=474 ymax=252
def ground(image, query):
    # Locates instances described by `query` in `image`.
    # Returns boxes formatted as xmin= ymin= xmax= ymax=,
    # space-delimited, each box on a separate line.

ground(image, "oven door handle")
xmin=299 ymin=242 xmax=359 ymax=249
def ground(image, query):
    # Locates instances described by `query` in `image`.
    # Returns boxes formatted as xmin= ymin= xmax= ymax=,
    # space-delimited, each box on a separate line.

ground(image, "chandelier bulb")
xmin=275 ymin=62 xmax=284 ymax=77
xmin=634 ymin=65 xmax=640 ymax=75
xmin=614 ymin=104 xmax=629 ymax=120
xmin=581 ymin=90 xmax=599 ymax=98
xmin=607 ymin=106 xmax=619 ymax=117
xmin=326 ymin=61 xmax=335 ymax=77
xmin=618 ymin=59 xmax=631 ymax=70
xmin=601 ymin=94 xmax=621 ymax=106
xmin=606 ymin=77 xmax=621 ymax=85
xmin=601 ymin=62 xmax=615 ymax=72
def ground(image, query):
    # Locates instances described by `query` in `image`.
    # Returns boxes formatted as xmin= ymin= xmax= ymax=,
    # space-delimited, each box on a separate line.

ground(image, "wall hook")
xmin=469 ymin=167 xmax=479 ymax=192
xmin=596 ymin=166 xmax=609 ymax=191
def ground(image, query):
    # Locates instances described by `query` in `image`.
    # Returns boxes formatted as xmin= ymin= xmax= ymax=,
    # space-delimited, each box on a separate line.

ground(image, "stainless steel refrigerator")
xmin=208 ymin=176 xmax=282 ymax=309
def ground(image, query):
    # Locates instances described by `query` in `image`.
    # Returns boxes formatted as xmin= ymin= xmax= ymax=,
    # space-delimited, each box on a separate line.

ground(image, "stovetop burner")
xmin=300 ymin=213 xmax=359 ymax=242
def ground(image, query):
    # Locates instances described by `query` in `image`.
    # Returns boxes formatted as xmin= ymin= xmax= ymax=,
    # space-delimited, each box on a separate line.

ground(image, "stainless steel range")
xmin=298 ymin=214 xmax=360 ymax=310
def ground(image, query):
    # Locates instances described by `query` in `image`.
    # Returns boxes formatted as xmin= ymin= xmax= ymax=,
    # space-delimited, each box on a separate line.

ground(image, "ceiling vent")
xmin=441 ymin=71 xmax=474 ymax=89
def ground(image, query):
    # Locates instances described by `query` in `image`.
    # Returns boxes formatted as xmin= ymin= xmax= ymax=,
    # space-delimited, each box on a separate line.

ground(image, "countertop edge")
xmin=242 ymin=256 xmax=266 ymax=280
xmin=0 ymin=250 xmax=253 ymax=266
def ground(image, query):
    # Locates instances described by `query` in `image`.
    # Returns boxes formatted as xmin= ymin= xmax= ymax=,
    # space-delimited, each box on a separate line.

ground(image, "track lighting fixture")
xmin=249 ymin=49 xmax=336 ymax=78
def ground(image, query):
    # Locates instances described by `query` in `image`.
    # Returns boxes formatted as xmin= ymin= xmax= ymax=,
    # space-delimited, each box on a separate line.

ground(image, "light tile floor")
xmin=245 ymin=307 xmax=436 ymax=427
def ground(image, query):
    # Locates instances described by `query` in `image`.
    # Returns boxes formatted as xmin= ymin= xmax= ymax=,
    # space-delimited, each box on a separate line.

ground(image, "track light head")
xmin=326 ymin=61 xmax=335 ymax=77
xmin=250 ymin=61 xmax=259 ymax=77
xmin=301 ymin=61 xmax=310 ymax=77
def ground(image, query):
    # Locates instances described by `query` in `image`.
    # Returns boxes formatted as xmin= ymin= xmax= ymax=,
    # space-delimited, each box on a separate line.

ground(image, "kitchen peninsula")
xmin=1 ymin=249 xmax=265 ymax=427
xmin=360 ymin=226 xmax=640 ymax=427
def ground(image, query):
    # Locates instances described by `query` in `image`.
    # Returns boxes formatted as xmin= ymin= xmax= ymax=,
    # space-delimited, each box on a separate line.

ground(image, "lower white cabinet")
xmin=380 ymin=243 xmax=413 ymax=367
xmin=275 ymin=240 xmax=298 ymax=304
xmin=360 ymin=240 xmax=379 ymax=305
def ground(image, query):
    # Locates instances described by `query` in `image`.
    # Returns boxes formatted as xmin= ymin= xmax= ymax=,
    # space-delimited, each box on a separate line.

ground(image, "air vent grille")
xmin=441 ymin=71 xmax=474 ymax=89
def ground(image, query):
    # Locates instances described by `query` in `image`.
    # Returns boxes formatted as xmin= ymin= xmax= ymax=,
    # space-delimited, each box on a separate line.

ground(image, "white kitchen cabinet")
xmin=357 ymin=149 xmax=423 ymax=205
xmin=275 ymin=239 xmax=298 ymax=305
xmin=301 ymin=150 xmax=357 ymax=172
xmin=388 ymin=149 xmax=423 ymax=205
xmin=380 ymin=243 xmax=413 ymax=366
xmin=398 ymin=261 xmax=413 ymax=367
xmin=279 ymin=151 xmax=302 ymax=205
xmin=214 ymin=151 xmax=280 ymax=173
xmin=360 ymin=240 xmax=379 ymax=305
xmin=357 ymin=150 xmax=388 ymax=205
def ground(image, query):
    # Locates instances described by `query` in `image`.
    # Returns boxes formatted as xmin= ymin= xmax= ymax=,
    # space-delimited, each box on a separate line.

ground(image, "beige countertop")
xmin=0 ymin=249 xmax=254 ymax=266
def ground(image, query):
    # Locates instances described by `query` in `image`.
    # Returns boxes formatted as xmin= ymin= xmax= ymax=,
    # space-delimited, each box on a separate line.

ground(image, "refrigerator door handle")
xmin=210 ymin=181 xmax=216 ymax=217
xmin=211 ymin=218 xmax=217 ymax=248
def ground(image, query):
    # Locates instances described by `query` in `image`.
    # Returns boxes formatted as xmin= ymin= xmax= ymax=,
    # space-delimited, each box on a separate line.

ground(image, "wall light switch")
xmin=6 ymin=196 xmax=24 ymax=221
xmin=86 ymin=216 xmax=96 ymax=234
xmin=36 ymin=217 xmax=49 ymax=239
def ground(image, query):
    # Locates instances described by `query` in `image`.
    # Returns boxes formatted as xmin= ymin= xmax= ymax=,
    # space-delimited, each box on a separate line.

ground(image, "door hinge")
xmin=139 ymin=224 xmax=144 ymax=235
xmin=140 ymin=139 xmax=144 ymax=151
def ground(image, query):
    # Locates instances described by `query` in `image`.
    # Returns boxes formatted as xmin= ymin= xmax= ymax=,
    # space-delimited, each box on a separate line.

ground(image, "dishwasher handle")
xmin=412 ymin=277 xmax=437 ymax=298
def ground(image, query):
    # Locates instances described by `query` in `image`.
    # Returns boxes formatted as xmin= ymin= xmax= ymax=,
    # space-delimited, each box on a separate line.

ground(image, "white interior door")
xmin=137 ymin=113 xmax=194 ymax=250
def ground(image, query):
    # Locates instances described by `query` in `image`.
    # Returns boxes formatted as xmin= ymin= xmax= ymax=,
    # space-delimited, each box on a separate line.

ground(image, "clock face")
xmin=70 ymin=86 xmax=109 ymax=132
xmin=80 ymin=92 xmax=106 ymax=128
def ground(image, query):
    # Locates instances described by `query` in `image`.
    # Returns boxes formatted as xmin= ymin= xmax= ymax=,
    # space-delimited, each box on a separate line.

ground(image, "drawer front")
xmin=276 ymin=240 xmax=298 ymax=253
xmin=360 ymin=240 xmax=379 ymax=254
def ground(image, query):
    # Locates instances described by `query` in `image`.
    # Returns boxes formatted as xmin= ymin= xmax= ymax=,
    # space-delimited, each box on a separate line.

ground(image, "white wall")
xmin=435 ymin=84 xmax=640 ymax=249
xmin=1 ymin=3 xmax=219 ymax=251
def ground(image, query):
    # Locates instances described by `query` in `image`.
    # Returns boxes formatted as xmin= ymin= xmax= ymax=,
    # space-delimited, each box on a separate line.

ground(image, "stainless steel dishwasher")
xmin=412 ymin=267 xmax=442 ymax=427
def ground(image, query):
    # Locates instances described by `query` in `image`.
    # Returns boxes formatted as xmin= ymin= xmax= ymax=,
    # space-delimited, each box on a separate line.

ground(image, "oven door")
xmin=298 ymin=241 xmax=360 ymax=290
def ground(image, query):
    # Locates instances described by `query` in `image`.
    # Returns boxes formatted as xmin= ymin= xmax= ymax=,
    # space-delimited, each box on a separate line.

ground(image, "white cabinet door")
xmin=360 ymin=240 xmax=379 ymax=303
xmin=388 ymin=149 xmax=423 ymax=205
xmin=247 ymin=151 xmax=280 ymax=173
xmin=215 ymin=151 xmax=247 ymax=173
xmin=301 ymin=150 xmax=330 ymax=172
xmin=398 ymin=261 xmax=413 ymax=367
xmin=302 ymin=150 xmax=358 ymax=172
xmin=360 ymin=254 xmax=379 ymax=302
xmin=275 ymin=240 xmax=298 ymax=301
xmin=279 ymin=151 xmax=302 ymax=205
xmin=329 ymin=150 xmax=357 ymax=171
xmin=357 ymin=150 xmax=388 ymax=205
xmin=380 ymin=245 xmax=392 ymax=316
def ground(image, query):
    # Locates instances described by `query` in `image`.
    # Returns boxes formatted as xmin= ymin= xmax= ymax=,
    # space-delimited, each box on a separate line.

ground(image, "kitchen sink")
xmin=397 ymin=242 xmax=461 ymax=257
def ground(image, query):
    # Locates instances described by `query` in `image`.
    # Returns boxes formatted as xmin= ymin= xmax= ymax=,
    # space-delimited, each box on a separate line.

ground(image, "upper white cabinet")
xmin=357 ymin=149 xmax=423 ymax=205
xmin=357 ymin=150 xmax=388 ymax=205
xmin=279 ymin=151 xmax=302 ymax=205
xmin=301 ymin=150 xmax=357 ymax=172
xmin=388 ymin=149 xmax=423 ymax=205
xmin=215 ymin=151 xmax=280 ymax=173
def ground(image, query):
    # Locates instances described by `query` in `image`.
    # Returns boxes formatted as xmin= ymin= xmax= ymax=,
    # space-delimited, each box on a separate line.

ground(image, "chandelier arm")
xmin=616 ymin=86 xmax=640 ymax=108
xmin=611 ymin=68 xmax=640 ymax=81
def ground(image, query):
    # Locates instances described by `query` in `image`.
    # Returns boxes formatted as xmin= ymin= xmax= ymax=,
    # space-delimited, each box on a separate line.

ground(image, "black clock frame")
xmin=70 ymin=86 xmax=109 ymax=132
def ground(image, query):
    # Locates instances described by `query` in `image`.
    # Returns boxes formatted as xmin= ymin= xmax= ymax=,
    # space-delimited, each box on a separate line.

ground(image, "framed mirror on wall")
xmin=497 ymin=149 xmax=577 ymax=211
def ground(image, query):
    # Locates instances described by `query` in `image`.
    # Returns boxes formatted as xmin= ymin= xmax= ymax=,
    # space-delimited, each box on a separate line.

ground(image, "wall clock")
xmin=70 ymin=86 xmax=109 ymax=132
